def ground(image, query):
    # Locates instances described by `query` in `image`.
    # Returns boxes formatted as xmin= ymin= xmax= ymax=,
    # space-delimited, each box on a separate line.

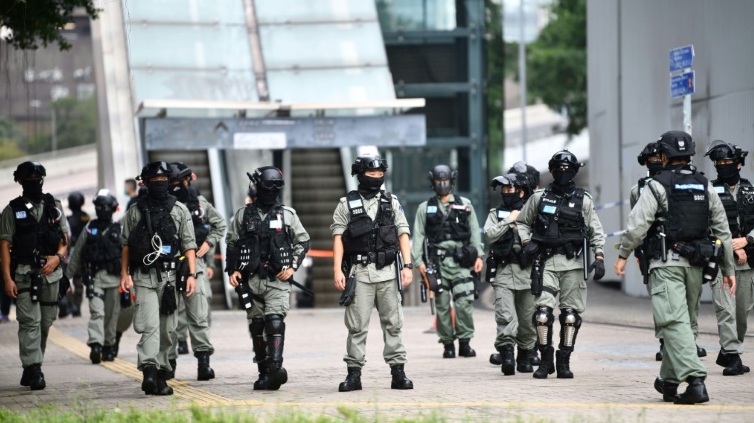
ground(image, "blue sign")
xmin=669 ymin=45 xmax=694 ymax=72
xmin=670 ymin=71 xmax=695 ymax=98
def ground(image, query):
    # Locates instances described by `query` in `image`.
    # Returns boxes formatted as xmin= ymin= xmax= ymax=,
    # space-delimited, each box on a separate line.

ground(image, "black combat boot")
xmin=28 ymin=364 xmax=45 ymax=391
xmin=533 ymin=346 xmax=555 ymax=379
xmin=458 ymin=340 xmax=476 ymax=357
xmin=20 ymin=366 xmax=31 ymax=387
xmin=113 ymin=331 xmax=122 ymax=358
xmin=101 ymin=345 xmax=115 ymax=362
xmin=443 ymin=343 xmax=455 ymax=359
xmin=253 ymin=361 xmax=270 ymax=390
xmin=89 ymin=343 xmax=102 ymax=364
xmin=489 ymin=353 xmax=502 ymax=365
xmin=529 ymin=349 xmax=541 ymax=366
xmin=654 ymin=376 xmax=679 ymax=402
xmin=177 ymin=340 xmax=189 ymax=355
xmin=196 ymin=351 xmax=215 ymax=381
xmin=674 ymin=376 xmax=709 ymax=405
xmin=722 ymin=353 xmax=745 ymax=376
xmin=161 ymin=359 xmax=176 ymax=380
xmin=390 ymin=364 xmax=414 ymax=389
xmin=715 ymin=349 xmax=750 ymax=373
xmin=266 ymin=315 xmax=288 ymax=390
xmin=154 ymin=369 xmax=174 ymax=396
xmin=516 ymin=346 xmax=534 ymax=373
xmin=556 ymin=350 xmax=574 ymax=378
xmin=338 ymin=367 xmax=362 ymax=392
xmin=696 ymin=344 xmax=707 ymax=357
xmin=141 ymin=365 xmax=159 ymax=395
xmin=497 ymin=345 xmax=515 ymax=375
xmin=656 ymin=339 xmax=664 ymax=361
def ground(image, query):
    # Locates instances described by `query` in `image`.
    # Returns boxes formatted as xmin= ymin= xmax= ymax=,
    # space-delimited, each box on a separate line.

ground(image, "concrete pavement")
xmin=1 ymin=282 xmax=753 ymax=422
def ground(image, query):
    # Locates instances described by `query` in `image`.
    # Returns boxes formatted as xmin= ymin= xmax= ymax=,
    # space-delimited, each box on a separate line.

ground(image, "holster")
xmin=175 ymin=256 xmax=189 ymax=293
xmin=160 ymin=283 xmax=177 ymax=315
xmin=530 ymin=255 xmax=544 ymax=296
xmin=339 ymin=275 xmax=356 ymax=307
xmin=83 ymin=270 xmax=94 ymax=299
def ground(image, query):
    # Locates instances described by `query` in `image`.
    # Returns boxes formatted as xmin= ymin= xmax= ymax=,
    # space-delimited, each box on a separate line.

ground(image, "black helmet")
xmin=508 ymin=161 xmax=540 ymax=189
xmin=14 ymin=161 xmax=46 ymax=181
xmin=656 ymin=130 xmax=695 ymax=159
xmin=427 ymin=164 xmax=456 ymax=182
xmin=490 ymin=173 xmax=526 ymax=191
xmin=250 ymin=166 xmax=284 ymax=191
xmin=705 ymin=140 xmax=748 ymax=166
xmin=93 ymin=190 xmax=119 ymax=213
xmin=67 ymin=192 xmax=85 ymax=209
xmin=170 ymin=162 xmax=194 ymax=183
xmin=637 ymin=142 xmax=661 ymax=165
xmin=139 ymin=161 xmax=171 ymax=182
xmin=351 ymin=155 xmax=388 ymax=176
xmin=548 ymin=150 xmax=583 ymax=171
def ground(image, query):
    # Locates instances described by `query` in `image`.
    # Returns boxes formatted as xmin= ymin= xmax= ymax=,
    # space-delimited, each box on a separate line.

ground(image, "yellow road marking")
xmin=47 ymin=327 xmax=754 ymax=412
xmin=47 ymin=326 xmax=232 ymax=406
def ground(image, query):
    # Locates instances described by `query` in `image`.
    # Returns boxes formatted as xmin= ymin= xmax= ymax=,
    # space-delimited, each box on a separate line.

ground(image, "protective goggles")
xmin=363 ymin=158 xmax=388 ymax=170
xmin=258 ymin=179 xmax=284 ymax=190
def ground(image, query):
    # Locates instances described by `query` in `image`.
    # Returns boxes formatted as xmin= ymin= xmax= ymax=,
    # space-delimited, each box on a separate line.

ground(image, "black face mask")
xmin=171 ymin=184 xmax=190 ymax=203
xmin=256 ymin=189 xmax=279 ymax=208
xmin=357 ymin=174 xmax=384 ymax=199
xmin=501 ymin=192 xmax=522 ymax=209
xmin=96 ymin=211 xmax=113 ymax=221
xmin=715 ymin=163 xmax=740 ymax=185
xmin=21 ymin=180 xmax=44 ymax=202
xmin=432 ymin=180 xmax=452 ymax=197
xmin=552 ymin=169 xmax=576 ymax=185
xmin=147 ymin=180 xmax=169 ymax=201
xmin=647 ymin=162 xmax=664 ymax=177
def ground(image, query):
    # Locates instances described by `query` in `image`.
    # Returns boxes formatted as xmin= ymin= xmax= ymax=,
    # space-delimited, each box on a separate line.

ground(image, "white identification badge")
xmin=451 ymin=204 xmax=468 ymax=210
xmin=543 ymin=205 xmax=557 ymax=214
xmin=15 ymin=211 xmax=26 ymax=219
xmin=714 ymin=186 xmax=725 ymax=194
xmin=161 ymin=245 xmax=172 ymax=255
xmin=427 ymin=205 xmax=438 ymax=214
xmin=270 ymin=219 xmax=282 ymax=229
xmin=498 ymin=210 xmax=510 ymax=219
xmin=348 ymin=199 xmax=363 ymax=209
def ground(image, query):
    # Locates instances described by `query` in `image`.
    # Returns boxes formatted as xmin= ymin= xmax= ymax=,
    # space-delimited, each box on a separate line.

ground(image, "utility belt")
xmin=428 ymin=245 xmax=478 ymax=269
xmin=350 ymin=250 xmax=396 ymax=268
xmin=670 ymin=239 xmax=723 ymax=268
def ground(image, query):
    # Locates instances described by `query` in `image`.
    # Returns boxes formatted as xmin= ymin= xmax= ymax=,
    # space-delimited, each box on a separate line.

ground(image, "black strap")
xmin=542 ymin=286 xmax=558 ymax=297
xmin=453 ymin=290 xmax=475 ymax=301
xmin=17 ymin=287 xmax=30 ymax=294
xmin=39 ymin=300 xmax=59 ymax=306
xmin=287 ymin=278 xmax=315 ymax=297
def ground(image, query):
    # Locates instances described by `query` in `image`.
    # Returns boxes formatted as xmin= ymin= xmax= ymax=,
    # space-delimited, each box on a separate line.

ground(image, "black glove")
xmin=160 ymin=283 xmax=177 ymax=315
xmin=589 ymin=258 xmax=605 ymax=281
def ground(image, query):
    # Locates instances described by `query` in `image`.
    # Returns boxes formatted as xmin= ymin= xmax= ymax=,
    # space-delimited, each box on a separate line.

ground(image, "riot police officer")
xmin=226 ymin=166 xmax=310 ymax=391
xmin=615 ymin=131 xmax=736 ymax=404
xmin=66 ymin=190 xmax=122 ymax=363
xmin=484 ymin=173 xmax=537 ymax=375
xmin=411 ymin=164 xmax=484 ymax=358
xmin=332 ymin=155 xmax=414 ymax=391
xmin=61 ymin=191 xmax=90 ymax=318
xmin=0 ymin=161 xmax=69 ymax=390
xmin=704 ymin=140 xmax=752 ymax=375
xmin=516 ymin=150 xmax=606 ymax=379
xmin=167 ymin=162 xmax=225 ymax=381
xmin=120 ymin=161 xmax=198 ymax=396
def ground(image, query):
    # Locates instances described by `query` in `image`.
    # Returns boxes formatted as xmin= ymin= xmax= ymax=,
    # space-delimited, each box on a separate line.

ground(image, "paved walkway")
xmin=1 ymin=282 xmax=753 ymax=422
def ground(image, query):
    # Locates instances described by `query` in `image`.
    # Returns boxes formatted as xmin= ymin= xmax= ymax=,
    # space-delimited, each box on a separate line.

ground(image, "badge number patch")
xmin=15 ymin=211 xmax=26 ymax=219
xmin=543 ymin=205 xmax=557 ymax=214
xmin=427 ymin=205 xmax=438 ymax=214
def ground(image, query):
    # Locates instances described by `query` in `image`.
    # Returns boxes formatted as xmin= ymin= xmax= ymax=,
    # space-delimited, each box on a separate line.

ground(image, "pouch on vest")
xmin=453 ymin=245 xmax=478 ymax=269
xmin=57 ymin=275 xmax=71 ymax=303
xmin=267 ymin=230 xmax=292 ymax=274
xmin=375 ymin=225 xmax=398 ymax=268
xmin=342 ymin=218 xmax=372 ymax=253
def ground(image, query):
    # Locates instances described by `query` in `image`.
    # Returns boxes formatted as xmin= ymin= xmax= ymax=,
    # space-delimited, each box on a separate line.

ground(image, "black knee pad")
xmin=532 ymin=306 xmax=554 ymax=347
xmin=249 ymin=318 xmax=265 ymax=337
xmin=558 ymin=308 xmax=582 ymax=351
xmin=265 ymin=314 xmax=285 ymax=335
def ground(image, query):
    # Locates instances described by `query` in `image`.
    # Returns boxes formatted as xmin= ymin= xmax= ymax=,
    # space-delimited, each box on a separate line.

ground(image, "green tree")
xmin=526 ymin=0 xmax=586 ymax=137
xmin=0 ymin=115 xmax=24 ymax=141
xmin=0 ymin=137 xmax=26 ymax=161
xmin=26 ymin=97 xmax=97 ymax=154
xmin=0 ymin=0 xmax=99 ymax=50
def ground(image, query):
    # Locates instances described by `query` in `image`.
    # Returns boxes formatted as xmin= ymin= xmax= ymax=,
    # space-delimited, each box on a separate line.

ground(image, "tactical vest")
xmin=127 ymin=197 xmax=180 ymax=271
xmin=425 ymin=196 xmax=471 ymax=245
xmin=67 ymin=210 xmax=90 ymax=246
xmin=82 ymin=220 xmax=122 ymax=275
xmin=712 ymin=178 xmax=754 ymax=238
xmin=531 ymin=187 xmax=586 ymax=248
xmin=237 ymin=203 xmax=293 ymax=277
xmin=186 ymin=193 xmax=209 ymax=246
xmin=651 ymin=168 xmax=709 ymax=244
xmin=341 ymin=191 xmax=398 ymax=268
xmin=489 ymin=207 xmax=520 ymax=264
xmin=739 ymin=182 xmax=754 ymax=236
xmin=9 ymin=194 xmax=65 ymax=264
